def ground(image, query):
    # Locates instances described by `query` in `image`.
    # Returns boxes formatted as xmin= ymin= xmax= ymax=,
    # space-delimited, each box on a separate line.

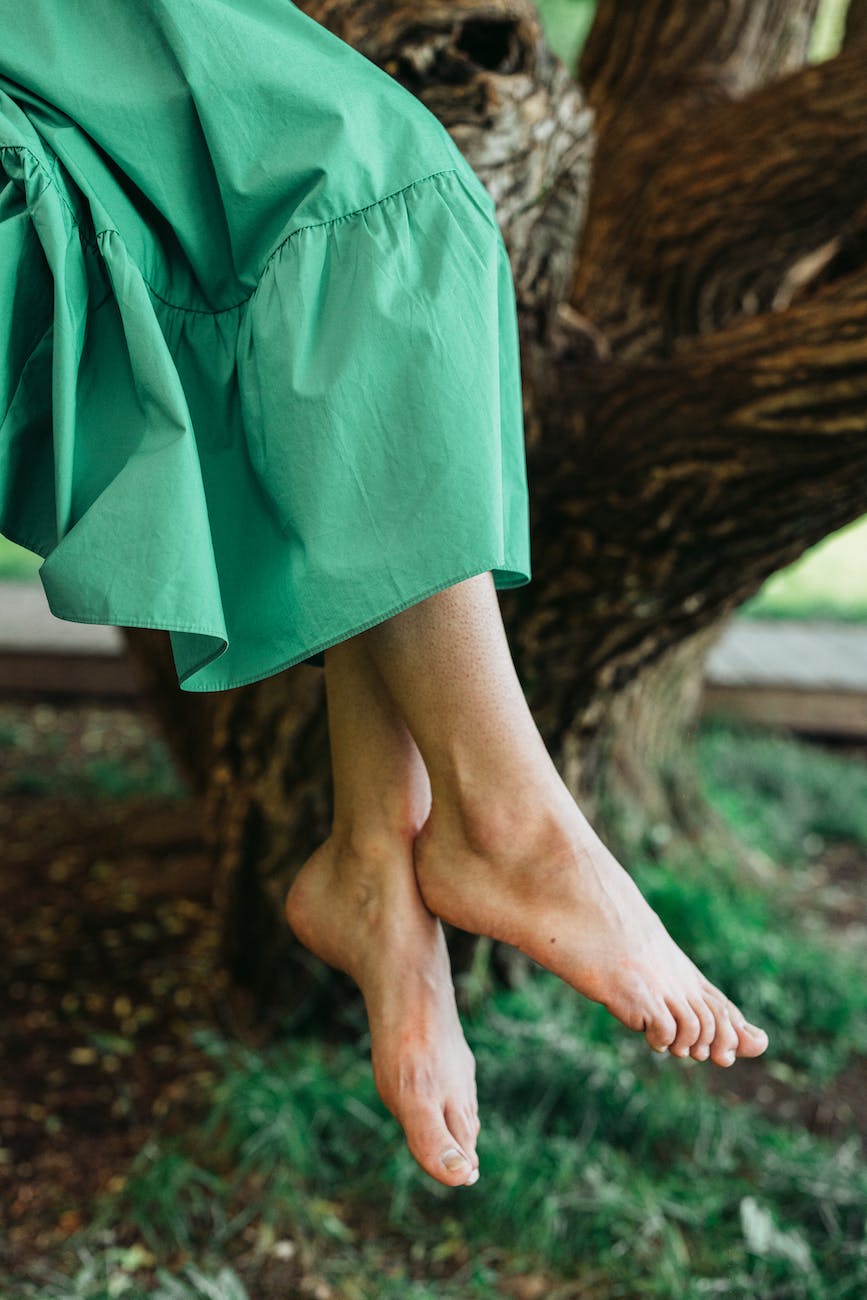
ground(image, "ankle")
xmin=330 ymin=822 xmax=417 ymax=874
xmin=427 ymin=776 xmax=576 ymax=868
xmin=331 ymin=791 xmax=429 ymax=858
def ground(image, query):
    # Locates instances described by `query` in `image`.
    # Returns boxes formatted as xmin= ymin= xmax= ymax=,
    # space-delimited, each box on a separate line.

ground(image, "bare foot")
xmin=414 ymin=790 xmax=769 ymax=1068
xmin=285 ymin=833 xmax=480 ymax=1187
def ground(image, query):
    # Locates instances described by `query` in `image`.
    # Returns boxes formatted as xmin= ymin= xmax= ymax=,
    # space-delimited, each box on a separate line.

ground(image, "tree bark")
xmin=570 ymin=41 xmax=867 ymax=355
xmin=122 ymin=0 xmax=867 ymax=1002
xmin=846 ymin=0 xmax=867 ymax=44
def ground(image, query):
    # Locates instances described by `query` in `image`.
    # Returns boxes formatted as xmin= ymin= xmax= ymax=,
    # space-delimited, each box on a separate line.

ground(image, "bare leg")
xmin=358 ymin=571 xmax=769 ymax=1068
xmin=284 ymin=636 xmax=480 ymax=1187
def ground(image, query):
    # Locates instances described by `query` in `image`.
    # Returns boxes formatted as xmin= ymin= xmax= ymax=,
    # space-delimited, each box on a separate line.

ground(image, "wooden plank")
xmin=0 ymin=580 xmax=123 ymax=654
xmin=705 ymin=618 xmax=867 ymax=692
xmin=700 ymin=684 xmax=867 ymax=737
xmin=0 ymin=651 xmax=141 ymax=699
xmin=3 ymin=579 xmax=867 ymax=734
xmin=0 ymin=580 xmax=139 ymax=697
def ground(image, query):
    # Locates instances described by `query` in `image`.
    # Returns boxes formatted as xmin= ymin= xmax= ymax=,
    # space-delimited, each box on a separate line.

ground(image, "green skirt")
xmin=0 ymin=1 xmax=531 ymax=690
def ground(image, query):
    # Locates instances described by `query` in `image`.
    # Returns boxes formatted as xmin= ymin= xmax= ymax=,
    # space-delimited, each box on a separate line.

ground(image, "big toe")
xmin=400 ymin=1096 xmax=477 ymax=1187
xmin=701 ymin=985 xmax=769 ymax=1060
xmin=731 ymin=1009 xmax=769 ymax=1058
xmin=445 ymin=1098 xmax=480 ymax=1172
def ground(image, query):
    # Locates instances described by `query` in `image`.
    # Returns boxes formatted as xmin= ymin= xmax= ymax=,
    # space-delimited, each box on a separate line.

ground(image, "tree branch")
xmin=580 ymin=0 xmax=820 ymax=142
xmin=517 ymin=265 xmax=867 ymax=715
xmin=570 ymin=40 xmax=867 ymax=357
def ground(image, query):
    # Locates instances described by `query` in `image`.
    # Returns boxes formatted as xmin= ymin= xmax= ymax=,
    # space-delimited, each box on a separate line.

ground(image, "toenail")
xmin=650 ymin=1044 xmax=669 ymax=1054
xmin=442 ymin=1148 xmax=470 ymax=1173
xmin=465 ymin=1169 xmax=480 ymax=1186
xmin=723 ymin=1048 xmax=736 ymax=1065
xmin=694 ymin=1045 xmax=710 ymax=1060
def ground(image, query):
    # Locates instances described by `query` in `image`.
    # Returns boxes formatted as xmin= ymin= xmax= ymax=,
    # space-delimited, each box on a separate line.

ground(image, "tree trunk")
xmin=123 ymin=0 xmax=867 ymax=1004
xmin=846 ymin=0 xmax=867 ymax=44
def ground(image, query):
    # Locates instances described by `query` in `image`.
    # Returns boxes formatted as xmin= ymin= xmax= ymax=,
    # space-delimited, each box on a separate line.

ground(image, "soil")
xmin=0 ymin=698 xmax=864 ymax=1297
xmin=0 ymin=699 xmax=289 ymax=1293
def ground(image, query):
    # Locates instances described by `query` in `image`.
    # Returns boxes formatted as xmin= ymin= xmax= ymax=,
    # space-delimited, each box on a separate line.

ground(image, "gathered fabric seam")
xmin=1 ymin=142 xmax=468 ymax=318
xmin=0 ymin=143 xmax=88 ymax=236
xmin=127 ymin=165 xmax=468 ymax=318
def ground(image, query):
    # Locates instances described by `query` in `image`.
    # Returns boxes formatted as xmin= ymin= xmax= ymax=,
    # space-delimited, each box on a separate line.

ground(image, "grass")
xmin=0 ymin=703 xmax=185 ymax=801
xmin=698 ymin=717 xmax=867 ymax=859
xmin=9 ymin=717 xmax=866 ymax=1299
xmin=59 ymin=956 xmax=865 ymax=1298
xmin=0 ymin=535 xmax=41 ymax=580
xmin=24 ymin=1255 xmax=251 ymax=1300
xmin=736 ymin=516 xmax=867 ymax=624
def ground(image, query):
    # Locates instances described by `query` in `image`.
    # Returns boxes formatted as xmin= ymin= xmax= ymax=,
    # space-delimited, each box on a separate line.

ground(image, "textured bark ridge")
xmin=124 ymin=1 xmax=867 ymax=1000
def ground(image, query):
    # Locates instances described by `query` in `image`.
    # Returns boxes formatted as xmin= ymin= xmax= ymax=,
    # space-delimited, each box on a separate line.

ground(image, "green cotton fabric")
xmin=0 ymin=0 xmax=532 ymax=691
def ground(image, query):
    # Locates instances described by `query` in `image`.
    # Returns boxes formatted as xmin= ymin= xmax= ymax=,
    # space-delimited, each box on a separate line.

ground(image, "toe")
xmin=665 ymin=998 xmax=702 ymax=1058
xmin=644 ymin=999 xmax=678 ymax=1054
xmin=739 ymin=1023 xmax=769 ymax=1057
xmin=707 ymin=1005 xmax=740 ymax=1068
xmin=445 ymin=1099 xmax=480 ymax=1172
xmin=688 ymin=995 xmax=716 ymax=1062
xmin=696 ymin=980 xmax=766 ymax=1064
xmin=726 ymin=1002 xmax=769 ymax=1058
xmin=400 ymin=1097 xmax=476 ymax=1187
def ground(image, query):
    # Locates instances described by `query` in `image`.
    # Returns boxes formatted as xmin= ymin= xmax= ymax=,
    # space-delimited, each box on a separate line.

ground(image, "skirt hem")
xmin=25 ymin=551 xmax=531 ymax=693
xmin=178 ymin=558 xmax=531 ymax=692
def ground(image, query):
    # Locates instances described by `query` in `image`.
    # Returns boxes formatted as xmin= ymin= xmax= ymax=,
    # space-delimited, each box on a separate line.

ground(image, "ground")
xmin=0 ymin=698 xmax=865 ymax=1299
